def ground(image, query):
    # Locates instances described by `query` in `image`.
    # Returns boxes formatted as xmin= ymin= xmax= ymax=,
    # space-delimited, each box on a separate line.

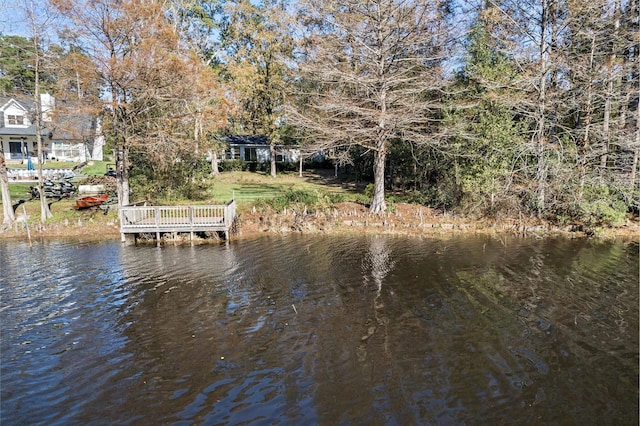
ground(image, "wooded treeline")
xmin=1 ymin=0 xmax=638 ymax=226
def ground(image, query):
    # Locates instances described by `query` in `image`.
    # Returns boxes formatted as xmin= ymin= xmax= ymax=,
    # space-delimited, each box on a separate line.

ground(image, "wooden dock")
xmin=119 ymin=200 xmax=236 ymax=243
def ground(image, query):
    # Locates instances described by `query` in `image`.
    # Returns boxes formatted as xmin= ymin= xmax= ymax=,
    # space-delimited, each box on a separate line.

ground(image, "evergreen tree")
xmin=0 ymin=34 xmax=56 ymax=96
xmin=220 ymin=0 xmax=294 ymax=177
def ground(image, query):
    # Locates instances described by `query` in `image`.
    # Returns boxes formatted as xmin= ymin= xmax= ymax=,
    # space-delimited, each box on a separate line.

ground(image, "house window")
xmin=8 ymin=115 xmax=24 ymax=125
xmin=244 ymin=147 xmax=257 ymax=161
xmin=9 ymin=141 xmax=25 ymax=159
xmin=226 ymin=147 xmax=240 ymax=160
xmin=52 ymin=141 xmax=82 ymax=161
xmin=276 ymin=154 xmax=284 ymax=162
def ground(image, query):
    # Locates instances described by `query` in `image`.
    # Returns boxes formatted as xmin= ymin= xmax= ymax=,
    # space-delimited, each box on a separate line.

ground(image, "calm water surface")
xmin=1 ymin=235 xmax=638 ymax=425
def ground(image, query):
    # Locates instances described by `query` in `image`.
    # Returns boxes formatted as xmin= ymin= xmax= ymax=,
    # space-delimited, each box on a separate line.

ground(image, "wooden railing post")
xmin=154 ymin=207 xmax=161 ymax=246
xmin=119 ymin=202 xmax=236 ymax=241
xmin=189 ymin=206 xmax=194 ymax=241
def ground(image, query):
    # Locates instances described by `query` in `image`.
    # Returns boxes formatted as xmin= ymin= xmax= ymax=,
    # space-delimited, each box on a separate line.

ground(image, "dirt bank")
xmin=2 ymin=202 xmax=639 ymax=242
xmin=235 ymin=202 xmax=640 ymax=240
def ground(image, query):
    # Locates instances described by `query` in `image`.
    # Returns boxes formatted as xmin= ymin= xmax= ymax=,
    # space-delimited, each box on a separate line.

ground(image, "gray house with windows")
xmin=220 ymin=135 xmax=299 ymax=163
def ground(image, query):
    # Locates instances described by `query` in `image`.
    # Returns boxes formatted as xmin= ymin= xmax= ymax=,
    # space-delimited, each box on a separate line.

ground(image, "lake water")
xmin=1 ymin=235 xmax=638 ymax=425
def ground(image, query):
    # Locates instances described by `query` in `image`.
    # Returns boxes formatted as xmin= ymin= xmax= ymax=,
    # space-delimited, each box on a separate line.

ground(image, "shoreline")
xmin=2 ymin=202 xmax=639 ymax=243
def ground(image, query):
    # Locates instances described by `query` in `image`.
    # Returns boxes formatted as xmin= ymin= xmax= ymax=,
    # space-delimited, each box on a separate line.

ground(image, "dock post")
xmin=120 ymin=233 xmax=135 ymax=245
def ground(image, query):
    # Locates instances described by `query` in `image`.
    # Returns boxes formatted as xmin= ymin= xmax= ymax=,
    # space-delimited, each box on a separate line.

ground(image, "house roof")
xmin=0 ymin=96 xmax=34 ymax=111
xmin=0 ymin=96 xmax=95 ymax=141
xmin=0 ymin=124 xmax=50 ymax=137
xmin=220 ymin=135 xmax=269 ymax=146
xmin=50 ymin=112 xmax=95 ymax=141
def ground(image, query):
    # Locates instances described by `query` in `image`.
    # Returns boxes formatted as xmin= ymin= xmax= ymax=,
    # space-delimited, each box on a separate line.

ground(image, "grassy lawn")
xmin=203 ymin=170 xmax=359 ymax=207
xmin=9 ymin=182 xmax=33 ymax=200
xmin=7 ymin=161 xmax=80 ymax=169
xmin=7 ymin=160 xmax=114 ymax=176
xmin=81 ymin=161 xmax=114 ymax=176
xmin=3 ymin=169 xmax=361 ymax=223
xmin=6 ymin=196 xmax=119 ymax=230
xmin=4 ymin=163 xmax=118 ymax=227
xmin=0 ymin=169 xmax=354 ymax=239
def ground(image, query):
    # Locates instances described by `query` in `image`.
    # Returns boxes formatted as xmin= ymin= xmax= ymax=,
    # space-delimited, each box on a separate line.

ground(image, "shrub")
xmin=130 ymin=175 xmax=162 ymax=202
xmin=256 ymin=189 xmax=343 ymax=213
xmin=220 ymin=160 xmax=244 ymax=172
xmin=326 ymin=192 xmax=347 ymax=203
xmin=579 ymin=185 xmax=627 ymax=226
xmin=179 ymin=182 xmax=209 ymax=201
xmin=364 ymin=183 xmax=375 ymax=201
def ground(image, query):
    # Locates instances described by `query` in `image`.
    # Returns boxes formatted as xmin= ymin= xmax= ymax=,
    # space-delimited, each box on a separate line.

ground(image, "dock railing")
xmin=119 ymin=200 xmax=236 ymax=241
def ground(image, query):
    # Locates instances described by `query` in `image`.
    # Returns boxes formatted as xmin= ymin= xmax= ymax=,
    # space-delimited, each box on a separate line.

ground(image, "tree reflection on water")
xmin=1 ymin=236 xmax=637 ymax=425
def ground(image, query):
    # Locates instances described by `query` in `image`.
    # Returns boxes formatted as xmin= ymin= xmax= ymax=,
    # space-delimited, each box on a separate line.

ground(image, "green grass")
xmin=4 ymin=194 xmax=119 ymax=229
xmin=204 ymin=171 xmax=355 ymax=208
xmin=9 ymin=183 xmax=33 ymax=200
xmin=3 ymin=169 xmax=360 ymax=219
xmin=81 ymin=161 xmax=114 ymax=176
xmin=7 ymin=160 xmax=115 ymax=176
xmin=7 ymin=161 xmax=80 ymax=169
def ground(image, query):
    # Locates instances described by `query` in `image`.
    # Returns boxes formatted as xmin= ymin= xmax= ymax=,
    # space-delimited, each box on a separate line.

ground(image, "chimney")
xmin=41 ymin=93 xmax=55 ymax=122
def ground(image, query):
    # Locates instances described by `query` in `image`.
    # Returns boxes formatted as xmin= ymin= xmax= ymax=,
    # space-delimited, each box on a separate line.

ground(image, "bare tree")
xmin=559 ymin=0 xmax=638 ymax=207
xmin=288 ymin=0 xmax=452 ymax=213
xmin=52 ymin=0 xmax=227 ymax=206
xmin=0 ymin=143 xmax=15 ymax=230
xmin=618 ymin=0 xmax=639 ymax=197
xmin=24 ymin=0 xmax=54 ymax=222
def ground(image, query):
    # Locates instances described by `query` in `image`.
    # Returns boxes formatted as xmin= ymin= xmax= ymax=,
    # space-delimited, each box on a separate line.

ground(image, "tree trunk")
xmin=632 ymin=100 xmax=640 ymax=190
xmin=600 ymin=0 xmax=621 ymax=172
xmin=36 ymin=130 xmax=52 ymax=223
xmin=581 ymin=33 xmax=596 ymax=150
xmin=112 ymin=78 xmax=130 ymax=207
xmin=92 ymin=120 xmax=105 ymax=161
xmin=631 ymin=148 xmax=638 ymax=191
xmin=0 ymin=145 xmax=15 ymax=230
xmin=35 ymin=98 xmax=52 ymax=222
xmin=75 ymin=69 xmax=83 ymax=99
xmin=370 ymin=143 xmax=387 ymax=214
xmin=211 ymin=150 xmax=220 ymax=176
xmin=270 ymin=142 xmax=276 ymax=177
xmin=122 ymin=147 xmax=130 ymax=206
xmin=116 ymin=142 xmax=130 ymax=207
xmin=28 ymin=0 xmax=52 ymax=223
xmin=579 ymin=33 xmax=597 ymax=198
xmin=535 ymin=0 xmax=550 ymax=215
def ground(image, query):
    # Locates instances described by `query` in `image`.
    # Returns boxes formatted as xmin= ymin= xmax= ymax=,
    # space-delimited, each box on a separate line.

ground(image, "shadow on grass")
xmin=301 ymin=168 xmax=366 ymax=196
xmin=225 ymin=183 xmax=288 ymax=201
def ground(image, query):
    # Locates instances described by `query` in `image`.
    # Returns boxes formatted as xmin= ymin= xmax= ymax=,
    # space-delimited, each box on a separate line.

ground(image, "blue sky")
xmin=1 ymin=1 xmax=28 ymax=36
xmin=0 ymin=0 xmax=52 ymax=37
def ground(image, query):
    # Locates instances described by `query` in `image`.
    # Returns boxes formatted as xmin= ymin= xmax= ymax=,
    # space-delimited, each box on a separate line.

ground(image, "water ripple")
xmin=1 ymin=237 xmax=637 ymax=425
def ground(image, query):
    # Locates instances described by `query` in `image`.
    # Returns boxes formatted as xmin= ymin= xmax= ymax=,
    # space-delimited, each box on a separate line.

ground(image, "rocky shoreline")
xmin=3 ymin=202 xmax=638 ymax=242
xmin=236 ymin=202 xmax=640 ymax=240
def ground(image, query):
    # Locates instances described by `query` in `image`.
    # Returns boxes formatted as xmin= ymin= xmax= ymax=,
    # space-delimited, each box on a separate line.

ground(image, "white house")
xmin=48 ymin=108 xmax=103 ymax=162
xmin=0 ymin=96 xmax=50 ymax=162
xmin=0 ymin=95 xmax=102 ymax=163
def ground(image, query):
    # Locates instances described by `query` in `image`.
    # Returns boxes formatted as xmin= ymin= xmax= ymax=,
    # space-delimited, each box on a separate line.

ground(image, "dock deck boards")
xmin=119 ymin=200 xmax=236 ymax=242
